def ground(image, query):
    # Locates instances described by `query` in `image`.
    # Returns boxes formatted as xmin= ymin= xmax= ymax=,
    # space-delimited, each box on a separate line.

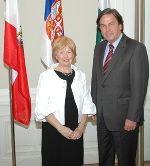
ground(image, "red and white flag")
xmin=3 ymin=0 xmax=31 ymax=125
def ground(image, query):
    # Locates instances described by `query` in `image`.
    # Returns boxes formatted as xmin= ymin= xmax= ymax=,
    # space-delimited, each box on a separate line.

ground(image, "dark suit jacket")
xmin=91 ymin=33 xmax=149 ymax=131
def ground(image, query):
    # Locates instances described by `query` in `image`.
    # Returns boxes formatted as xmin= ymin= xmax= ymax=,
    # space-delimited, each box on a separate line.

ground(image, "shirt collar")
xmin=106 ymin=33 xmax=123 ymax=51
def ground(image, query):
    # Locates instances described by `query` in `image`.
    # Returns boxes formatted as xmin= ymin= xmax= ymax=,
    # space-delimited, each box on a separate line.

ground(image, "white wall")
xmin=0 ymin=0 xmax=150 ymax=165
xmin=144 ymin=0 xmax=150 ymax=160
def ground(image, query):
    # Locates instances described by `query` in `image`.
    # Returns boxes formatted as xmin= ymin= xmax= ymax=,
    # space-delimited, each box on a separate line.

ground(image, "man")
xmin=91 ymin=8 xmax=149 ymax=166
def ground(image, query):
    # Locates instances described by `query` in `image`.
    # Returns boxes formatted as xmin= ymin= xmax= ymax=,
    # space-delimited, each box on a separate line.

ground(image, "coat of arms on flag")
xmin=4 ymin=0 xmax=31 ymax=126
xmin=46 ymin=0 xmax=64 ymax=44
xmin=41 ymin=0 xmax=64 ymax=67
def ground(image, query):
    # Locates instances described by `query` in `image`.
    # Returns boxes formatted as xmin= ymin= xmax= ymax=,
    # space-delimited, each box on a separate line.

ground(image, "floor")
xmin=83 ymin=162 xmax=150 ymax=166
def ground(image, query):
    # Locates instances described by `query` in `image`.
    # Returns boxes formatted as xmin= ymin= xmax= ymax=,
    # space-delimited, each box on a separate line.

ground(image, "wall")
xmin=0 ymin=0 xmax=150 ymax=165
xmin=144 ymin=0 xmax=150 ymax=160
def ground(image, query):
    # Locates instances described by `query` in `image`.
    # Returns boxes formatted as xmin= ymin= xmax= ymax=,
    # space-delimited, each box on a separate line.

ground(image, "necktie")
xmin=103 ymin=44 xmax=114 ymax=75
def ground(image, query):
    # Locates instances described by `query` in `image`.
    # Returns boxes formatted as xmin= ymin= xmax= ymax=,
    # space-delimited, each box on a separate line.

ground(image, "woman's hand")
xmin=57 ymin=126 xmax=73 ymax=139
xmin=45 ymin=113 xmax=73 ymax=139
xmin=70 ymin=123 xmax=85 ymax=140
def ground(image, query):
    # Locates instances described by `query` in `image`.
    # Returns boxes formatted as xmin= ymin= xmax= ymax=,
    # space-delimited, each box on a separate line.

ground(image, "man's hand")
xmin=124 ymin=119 xmax=137 ymax=131
xmin=91 ymin=115 xmax=97 ymax=120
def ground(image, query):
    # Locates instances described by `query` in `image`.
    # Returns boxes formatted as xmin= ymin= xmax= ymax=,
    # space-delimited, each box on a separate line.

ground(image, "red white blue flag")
xmin=41 ymin=0 xmax=64 ymax=67
xmin=3 ymin=0 xmax=31 ymax=125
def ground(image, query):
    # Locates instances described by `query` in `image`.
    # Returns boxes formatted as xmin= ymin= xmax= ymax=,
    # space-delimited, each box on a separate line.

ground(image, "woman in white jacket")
xmin=35 ymin=36 xmax=96 ymax=166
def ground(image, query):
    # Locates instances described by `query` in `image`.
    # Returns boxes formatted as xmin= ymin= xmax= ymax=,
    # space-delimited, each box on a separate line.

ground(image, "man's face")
xmin=99 ymin=14 xmax=122 ymax=44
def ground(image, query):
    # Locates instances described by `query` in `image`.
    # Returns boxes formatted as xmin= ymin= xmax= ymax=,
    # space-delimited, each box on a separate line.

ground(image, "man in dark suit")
xmin=91 ymin=8 xmax=149 ymax=166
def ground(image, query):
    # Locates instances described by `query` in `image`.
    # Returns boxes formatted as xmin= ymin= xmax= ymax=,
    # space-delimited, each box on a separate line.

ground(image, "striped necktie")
xmin=103 ymin=44 xmax=114 ymax=75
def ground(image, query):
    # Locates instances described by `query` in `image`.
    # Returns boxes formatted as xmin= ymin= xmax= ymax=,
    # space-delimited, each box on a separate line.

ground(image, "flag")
xmin=41 ymin=0 xmax=64 ymax=68
xmin=96 ymin=0 xmax=110 ymax=44
xmin=4 ymin=0 xmax=31 ymax=125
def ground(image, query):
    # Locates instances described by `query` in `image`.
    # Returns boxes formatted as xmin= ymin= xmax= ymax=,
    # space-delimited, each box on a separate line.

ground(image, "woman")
xmin=35 ymin=36 xmax=96 ymax=166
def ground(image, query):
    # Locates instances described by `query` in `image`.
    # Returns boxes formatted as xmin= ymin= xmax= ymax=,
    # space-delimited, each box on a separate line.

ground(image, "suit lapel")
xmin=102 ymin=34 xmax=127 ymax=83
xmin=99 ymin=42 xmax=107 ymax=77
xmin=97 ymin=41 xmax=107 ymax=79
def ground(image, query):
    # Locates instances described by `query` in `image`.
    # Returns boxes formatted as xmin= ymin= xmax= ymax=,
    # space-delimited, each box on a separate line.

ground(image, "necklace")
xmin=55 ymin=66 xmax=73 ymax=76
xmin=62 ymin=70 xmax=73 ymax=76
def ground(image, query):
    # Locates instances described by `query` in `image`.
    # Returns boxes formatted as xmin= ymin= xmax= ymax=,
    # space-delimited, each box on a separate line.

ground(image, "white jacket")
xmin=35 ymin=63 xmax=96 ymax=124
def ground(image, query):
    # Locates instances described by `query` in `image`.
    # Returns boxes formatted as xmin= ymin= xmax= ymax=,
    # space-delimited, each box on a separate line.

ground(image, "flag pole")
xmin=135 ymin=0 xmax=145 ymax=166
xmin=9 ymin=68 xmax=17 ymax=166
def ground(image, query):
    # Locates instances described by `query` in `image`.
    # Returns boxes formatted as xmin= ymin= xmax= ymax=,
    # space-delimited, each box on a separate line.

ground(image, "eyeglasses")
xmin=58 ymin=50 xmax=73 ymax=55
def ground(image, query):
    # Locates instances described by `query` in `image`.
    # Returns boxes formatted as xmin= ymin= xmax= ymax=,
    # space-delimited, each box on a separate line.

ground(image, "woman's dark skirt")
xmin=42 ymin=122 xmax=83 ymax=166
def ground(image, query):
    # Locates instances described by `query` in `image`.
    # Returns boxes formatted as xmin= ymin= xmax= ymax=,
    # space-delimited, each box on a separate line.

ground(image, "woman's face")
xmin=56 ymin=46 xmax=74 ymax=68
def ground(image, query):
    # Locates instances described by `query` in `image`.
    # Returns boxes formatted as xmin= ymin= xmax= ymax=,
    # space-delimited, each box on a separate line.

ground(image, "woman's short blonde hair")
xmin=52 ymin=36 xmax=77 ymax=62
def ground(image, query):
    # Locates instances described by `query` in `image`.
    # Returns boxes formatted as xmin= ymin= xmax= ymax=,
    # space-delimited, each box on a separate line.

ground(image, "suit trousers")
xmin=97 ymin=114 xmax=139 ymax=166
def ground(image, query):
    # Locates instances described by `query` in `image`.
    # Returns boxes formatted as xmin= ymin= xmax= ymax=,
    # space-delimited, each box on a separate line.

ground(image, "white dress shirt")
xmin=103 ymin=33 xmax=123 ymax=66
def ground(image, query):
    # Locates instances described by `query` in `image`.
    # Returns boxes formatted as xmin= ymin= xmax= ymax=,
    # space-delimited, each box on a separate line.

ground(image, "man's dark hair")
xmin=97 ymin=8 xmax=124 ymax=32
